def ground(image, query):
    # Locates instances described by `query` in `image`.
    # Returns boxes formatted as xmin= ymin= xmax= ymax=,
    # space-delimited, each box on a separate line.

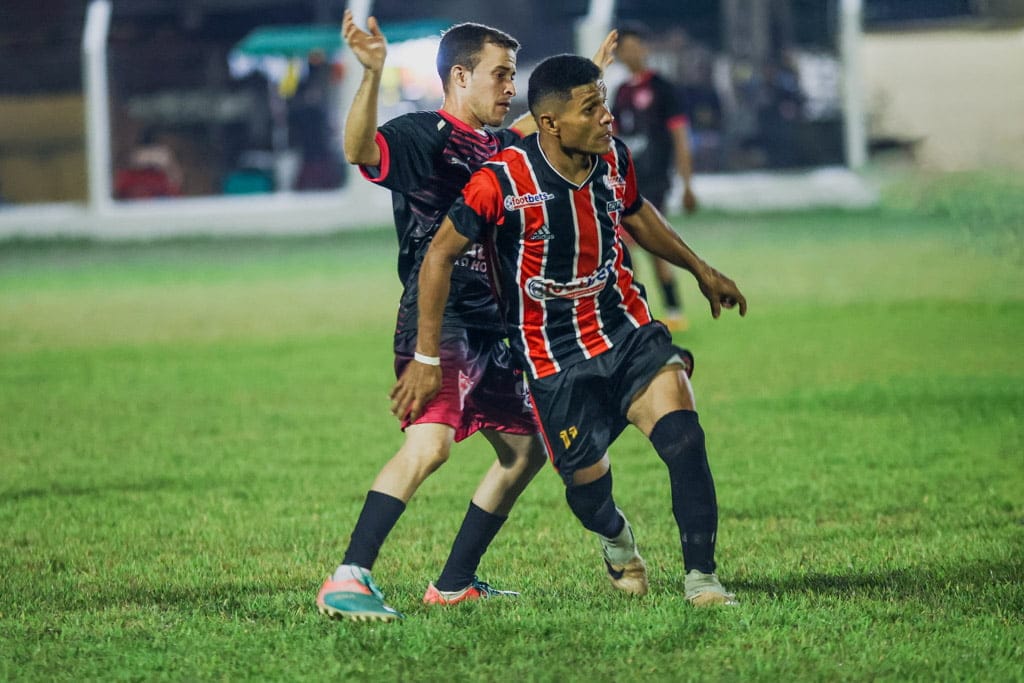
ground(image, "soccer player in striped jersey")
xmin=317 ymin=14 xmax=617 ymax=622
xmin=394 ymin=54 xmax=746 ymax=606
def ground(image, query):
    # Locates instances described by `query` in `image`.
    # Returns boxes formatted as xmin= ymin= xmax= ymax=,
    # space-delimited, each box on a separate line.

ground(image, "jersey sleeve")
xmin=657 ymin=76 xmax=689 ymax=131
xmin=358 ymin=114 xmax=441 ymax=192
xmin=448 ymin=167 xmax=504 ymax=243
xmin=493 ymin=127 xmax=523 ymax=149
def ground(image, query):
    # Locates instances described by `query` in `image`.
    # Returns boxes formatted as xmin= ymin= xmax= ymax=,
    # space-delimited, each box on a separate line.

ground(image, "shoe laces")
xmin=468 ymin=576 xmax=495 ymax=596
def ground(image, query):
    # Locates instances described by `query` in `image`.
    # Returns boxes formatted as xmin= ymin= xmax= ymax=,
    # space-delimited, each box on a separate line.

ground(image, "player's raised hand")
xmin=342 ymin=9 xmax=387 ymax=72
xmin=389 ymin=359 xmax=442 ymax=422
xmin=698 ymin=266 xmax=747 ymax=319
xmin=591 ymin=29 xmax=618 ymax=73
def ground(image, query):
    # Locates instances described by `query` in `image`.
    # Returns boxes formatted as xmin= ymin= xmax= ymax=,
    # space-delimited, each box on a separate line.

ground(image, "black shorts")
xmin=527 ymin=322 xmax=689 ymax=485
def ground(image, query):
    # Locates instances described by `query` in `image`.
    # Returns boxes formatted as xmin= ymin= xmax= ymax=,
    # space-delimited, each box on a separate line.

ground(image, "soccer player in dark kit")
xmin=393 ymin=54 xmax=746 ymax=606
xmin=316 ymin=13 xmax=616 ymax=621
xmin=612 ymin=26 xmax=698 ymax=332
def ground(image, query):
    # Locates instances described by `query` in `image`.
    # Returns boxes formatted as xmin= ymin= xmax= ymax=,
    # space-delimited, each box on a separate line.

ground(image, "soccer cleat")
xmin=599 ymin=512 xmax=649 ymax=596
xmin=684 ymin=569 xmax=738 ymax=607
xmin=316 ymin=565 xmax=404 ymax=622
xmin=423 ymin=576 xmax=520 ymax=605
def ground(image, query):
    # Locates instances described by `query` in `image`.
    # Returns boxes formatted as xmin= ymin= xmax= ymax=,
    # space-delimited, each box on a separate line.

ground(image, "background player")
xmin=613 ymin=25 xmax=698 ymax=332
xmin=394 ymin=54 xmax=746 ymax=607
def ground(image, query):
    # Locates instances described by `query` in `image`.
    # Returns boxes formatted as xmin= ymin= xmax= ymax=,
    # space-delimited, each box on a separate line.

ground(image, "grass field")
xmin=1 ymin=173 xmax=1022 ymax=681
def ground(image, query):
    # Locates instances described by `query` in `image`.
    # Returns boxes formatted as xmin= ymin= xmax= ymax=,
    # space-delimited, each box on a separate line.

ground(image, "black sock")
xmin=434 ymin=502 xmax=508 ymax=592
xmin=565 ymin=470 xmax=624 ymax=538
xmin=650 ymin=410 xmax=718 ymax=573
xmin=341 ymin=490 xmax=406 ymax=570
xmin=661 ymin=280 xmax=681 ymax=311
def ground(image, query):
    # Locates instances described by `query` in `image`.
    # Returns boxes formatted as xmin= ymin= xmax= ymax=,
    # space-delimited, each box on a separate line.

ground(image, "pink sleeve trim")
xmin=358 ymin=131 xmax=391 ymax=183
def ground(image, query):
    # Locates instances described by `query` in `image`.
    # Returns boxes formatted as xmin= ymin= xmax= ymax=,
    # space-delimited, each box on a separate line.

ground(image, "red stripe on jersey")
xmin=570 ymin=186 xmax=611 ymax=358
xmin=462 ymin=168 xmax=504 ymax=223
xmin=505 ymin=150 xmax=558 ymax=378
xmin=611 ymin=238 xmax=653 ymax=327
xmin=605 ymin=143 xmax=653 ymax=327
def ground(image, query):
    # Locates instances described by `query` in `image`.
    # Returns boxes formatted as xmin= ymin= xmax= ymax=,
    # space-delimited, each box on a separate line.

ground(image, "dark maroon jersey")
xmin=360 ymin=110 xmax=521 ymax=333
xmin=447 ymin=134 xmax=653 ymax=379
xmin=611 ymin=70 xmax=687 ymax=196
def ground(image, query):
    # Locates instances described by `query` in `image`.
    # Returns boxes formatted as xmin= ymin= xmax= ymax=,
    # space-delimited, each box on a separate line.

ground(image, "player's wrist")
xmin=413 ymin=351 xmax=441 ymax=366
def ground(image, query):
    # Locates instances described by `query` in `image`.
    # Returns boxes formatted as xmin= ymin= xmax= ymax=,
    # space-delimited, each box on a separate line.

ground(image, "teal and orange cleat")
xmin=316 ymin=565 xmax=404 ymax=622
xmin=423 ymin=576 xmax=520 ymax=605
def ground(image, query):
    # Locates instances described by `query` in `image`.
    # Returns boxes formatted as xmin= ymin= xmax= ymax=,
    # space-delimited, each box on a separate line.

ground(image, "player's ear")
xmin=537 ymin=111 xmax=559 ymax=137
xmin=451 ymin=64 xmax=469 ymax=88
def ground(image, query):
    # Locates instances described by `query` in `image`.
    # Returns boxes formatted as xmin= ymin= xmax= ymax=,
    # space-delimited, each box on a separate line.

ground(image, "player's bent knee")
xmin=650 ymin=409 xmax=706 ymax=469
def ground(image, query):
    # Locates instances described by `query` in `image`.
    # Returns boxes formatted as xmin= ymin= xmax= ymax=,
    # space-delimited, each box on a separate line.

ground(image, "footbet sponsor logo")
xmin=504 ymin=191 xmax=555 ymax=211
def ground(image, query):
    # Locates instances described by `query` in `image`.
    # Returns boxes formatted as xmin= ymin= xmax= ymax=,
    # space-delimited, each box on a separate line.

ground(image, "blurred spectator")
xmin=757 ymin=51 xmax=806 ymax=168
xmin=114 ymin=128 xmax=183 ymax=199
xmin=680 ymin=57 xmax=725 ymax=173
xmin=289 ymin=53 xmax=346 ymax=191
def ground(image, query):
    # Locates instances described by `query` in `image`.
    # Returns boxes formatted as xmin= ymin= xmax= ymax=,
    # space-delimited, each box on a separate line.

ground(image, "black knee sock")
xmin=342 ymin=490 xmax=406 ymax=570
xmin=434 ymin=502 xmax=508 ymax=592
xmin=650 ymin=410 xmax=718 ymax=573
xmin=565 ymin=470 xmax=624 ymax=538
xmin=661 ymin=280 xmax=681 ymax=311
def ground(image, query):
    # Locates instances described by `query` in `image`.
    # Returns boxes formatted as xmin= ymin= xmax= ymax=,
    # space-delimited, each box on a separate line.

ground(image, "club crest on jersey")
xmin=504 ymin=191 xmax=555 ymax=212
xmin=603 ymin=174 xmax=627 ymax=190
xmin=525 ymin=258 xmax=615 ymax=301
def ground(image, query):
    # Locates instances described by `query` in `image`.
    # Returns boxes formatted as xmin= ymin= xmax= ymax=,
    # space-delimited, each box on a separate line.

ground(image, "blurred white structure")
xmin=0 ymin=0 xmax=875 ymax=240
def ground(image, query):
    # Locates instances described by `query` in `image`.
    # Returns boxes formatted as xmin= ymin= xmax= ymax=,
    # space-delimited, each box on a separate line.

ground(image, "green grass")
xmin=2 ymin=174 xmax=1023 ymax=681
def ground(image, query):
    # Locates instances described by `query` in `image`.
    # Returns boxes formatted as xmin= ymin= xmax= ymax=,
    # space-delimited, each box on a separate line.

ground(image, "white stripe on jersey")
xmin=502 ymin=147 xmax=560 ymax=378
xmin=570 ymin=183 xmax=614 ymax=356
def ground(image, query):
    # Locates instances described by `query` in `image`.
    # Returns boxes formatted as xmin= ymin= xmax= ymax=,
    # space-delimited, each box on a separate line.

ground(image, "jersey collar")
xmin=438 ymin=109 xmax=488 ymax=136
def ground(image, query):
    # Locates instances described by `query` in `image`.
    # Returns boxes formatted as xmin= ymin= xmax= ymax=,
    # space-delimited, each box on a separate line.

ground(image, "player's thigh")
xmin=626 ymin=364 xmax=695 ymax=437
xmin=529 ymin=369 xmax=623 ymax=486
xmin=479 ymin=429 xmax=546 ymax=468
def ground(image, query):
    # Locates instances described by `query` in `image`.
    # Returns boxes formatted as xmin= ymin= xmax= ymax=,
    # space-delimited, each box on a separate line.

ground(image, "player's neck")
xmin=539 ymin=136 xmax=594 ymax=185
xmin=441 ymin=99 xmax=486 ymax=131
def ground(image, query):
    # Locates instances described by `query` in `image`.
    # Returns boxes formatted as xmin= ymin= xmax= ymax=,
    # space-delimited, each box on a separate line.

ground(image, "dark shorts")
xmin=527 ymin=323 xmax=690 ymax=485
xmin=395 ymin=329 xmax=537 ymax=442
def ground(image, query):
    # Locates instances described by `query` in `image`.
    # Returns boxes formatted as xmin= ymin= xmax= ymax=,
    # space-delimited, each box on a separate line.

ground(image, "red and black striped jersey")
xmin=359 ymin=110 xmax=521 ymax=334
xmin=448 ymin=134 xmax=653 ymax=379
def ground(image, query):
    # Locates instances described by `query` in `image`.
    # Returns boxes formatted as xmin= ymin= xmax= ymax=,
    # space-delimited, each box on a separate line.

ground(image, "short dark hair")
xmin=436 ymin=23 xmax=520 ymax=92
xmin=527 ymin=54 xmax=602 ymax=116
xmin=616 ymin=22 xmax=650 ymax=42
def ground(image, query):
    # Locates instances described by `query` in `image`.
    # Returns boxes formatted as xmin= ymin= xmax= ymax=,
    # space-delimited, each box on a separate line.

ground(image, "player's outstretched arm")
xmin=341 ymin=9 xmax=387 ymax=166
xmin=509 ymin=29 xmax=618 ymax=136
xmin=622 ymin=200 xmax=746 ymax=318
xmin=390 ymin=218 xmax=474 ymax=421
